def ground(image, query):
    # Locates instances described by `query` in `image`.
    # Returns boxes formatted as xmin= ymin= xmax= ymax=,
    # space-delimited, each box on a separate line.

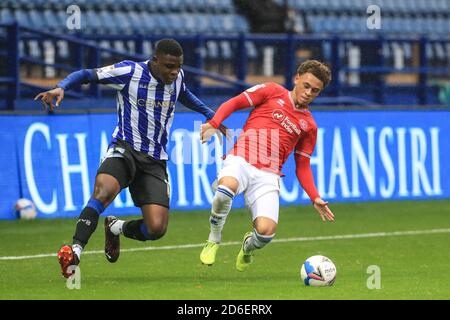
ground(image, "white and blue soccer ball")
xmin=300 ymin=255 xmax=337 ymax=287
xmin=14 ymin=198 xmax=37 ymax=220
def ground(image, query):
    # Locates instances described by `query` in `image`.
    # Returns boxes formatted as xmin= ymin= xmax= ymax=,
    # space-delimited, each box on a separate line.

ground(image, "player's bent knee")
xmin=93 ymin=176 xmax=120 ymax=205
xmin=143 ymin=224 xmax=167 ymax=241
xmin=254 ymin=226 xmax=277 ymax=237
xmin=218 ymin=177 xmax=239 ymax=194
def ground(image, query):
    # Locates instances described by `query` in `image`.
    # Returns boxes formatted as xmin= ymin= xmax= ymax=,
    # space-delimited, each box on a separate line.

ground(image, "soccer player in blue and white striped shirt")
xmin=35 ymin=39 xmax=226 ymax=278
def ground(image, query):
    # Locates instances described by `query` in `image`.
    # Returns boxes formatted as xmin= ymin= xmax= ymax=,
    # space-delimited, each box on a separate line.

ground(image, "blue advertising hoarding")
xmin=1 ymin=110 xmax=449 ymax=219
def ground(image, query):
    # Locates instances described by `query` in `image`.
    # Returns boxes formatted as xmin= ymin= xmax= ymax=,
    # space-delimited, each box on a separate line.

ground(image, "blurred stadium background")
xmin=0 ymin=0 xmax=449 ymax=300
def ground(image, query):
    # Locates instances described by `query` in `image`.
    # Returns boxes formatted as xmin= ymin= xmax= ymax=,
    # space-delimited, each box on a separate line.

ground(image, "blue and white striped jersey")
xmin=94 ymin=60 xmax=209 ymax=160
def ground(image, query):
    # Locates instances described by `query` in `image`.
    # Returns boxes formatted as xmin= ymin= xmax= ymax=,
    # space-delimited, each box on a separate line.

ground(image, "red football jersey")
xmin=212 ymin=82 xmax=318 ymax=175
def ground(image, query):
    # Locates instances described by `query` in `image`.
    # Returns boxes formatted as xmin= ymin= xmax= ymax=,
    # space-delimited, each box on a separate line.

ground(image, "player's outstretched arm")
xmin=34 ymin=69 xmax=96 ymax=111
xmin=313 ymin=197 xmax=334 ymax=222
xmin=295 ymin=152 xmax=334 ymax=222
xmin=34 ymin=87 xmax=64 ymax=112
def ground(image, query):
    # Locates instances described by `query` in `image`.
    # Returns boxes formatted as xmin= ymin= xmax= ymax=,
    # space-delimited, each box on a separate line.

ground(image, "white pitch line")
xmin=1 ymin=228 xmax=449 ymax=261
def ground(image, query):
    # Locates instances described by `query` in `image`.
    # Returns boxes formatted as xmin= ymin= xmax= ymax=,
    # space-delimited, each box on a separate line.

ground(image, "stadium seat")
xmin=222 ymin=0 xmax=235 ymax=13
xmin=194 ymin=14 xmax=210 ymax=34
xmin=434 ymin=42 xmax=446 ymax=62
xmin=180 ymin=14 xmax=197 ymax=35
xmin=207 ymin=14 xmax=224 ymax=34
xmin=13 ymin=9 xmax=31 ymax=28
xmin=153 ymin=15 xmax=171 ymax=35
xmin=0 ymin=8 xmax=15 ymax=24
xmin=205 ymin=0 xmax=228 ymax=14
xmin=137 ymin=12 xmax=158 ymax=35
xmin=84 ymin=10 xmax=102 ymax=35
xmin=27 ymin=10 xmax=45 ymax=31
xmin=166 ymin=14 xmax=185 ymax=35
xmin=219 ymin=40 xmax=233 ymax=60
xmin=42 ymin=10 xmax=60 ymax=32
xmin=113 ymin=11 xmax=133 ymax=35
xmin=27 ymin=40 xmax=42 ymax=58
xmin=233 ymin=15 xmax=250 ymax=34
xmin=167 ymin=0 xmax=185 ymax=13
xmin=245 ymin=41 xmax=258 ymax=59
xmin=206 ymin=40 xmax=219 ymax=59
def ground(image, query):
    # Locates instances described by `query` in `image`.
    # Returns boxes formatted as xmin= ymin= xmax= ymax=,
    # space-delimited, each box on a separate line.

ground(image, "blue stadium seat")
xmin=204 ymin=0 xmax=225 ymax=13
xmin=55 ymin=11 xmax=70 ymax=33
xmin=207 ymin=14 xmax=224 ymax=34
xmin=218 ymin=15 xmax=234 ymax=34
xmin=166 ymin=14 xmax=185 ymax=35
xmin=307 ymin=15 xmax=324 ymax=33
xmin=180 ymin=14 xmax=197 ymax=35
xmin=205 ymin=40 xmax=219 ymax=58
xmin=245 ymin=41 xmax=258 ymax=59
xmin=194 ymin=14 xmax=210 ymax=34
xmin=221 ymin=0 xmax=235 ymax=13
xmin=433 ymin=42 xmax=445 ymax=61
xmin=42 ymin=10 xmax=61 ymax=32
xmin=219 ymin=40 xmax=233 ymax=59
xmin=328 ymin=0 xmax=343 ymax=13
xmin=102 ymin=11 xmax=123 ymax=34
xmin=0 ymin=0 xmax=15 ymax=10
xmin=126 ymin=11 xmax=140 ymax=34
xmin=233 ymin=15 xmax=250 ymax=34
xmin=113 ymin=11 xmax=133 ymax=35
xmin=402 ymin=43 xmax=412 ymax=60
xmin=13 ymin=9 xmax=31 ymax=28
xmin=27 ymin=40 xmax=42 ymax=58
xmin=414 ymin=0 xmax=430 ymax=14
xmin=138 ymin=12 xmax=158 ymax=35
xmin=28 ymin=10 xmax=45 ymax=30
xmin=382 ymin=43 xmax=392 ymax=59
xmin=168 ymin=0 xmax=186 ymax=12
xmin=153 ymin=14 xmax=171 ymax=35
xmin=153 ymin=0 xmax=171 ymax=13
xmin=84 ymin=10 xmax=102 ymax=35
xmin=0 ymin=8 xmax=15 ymax=24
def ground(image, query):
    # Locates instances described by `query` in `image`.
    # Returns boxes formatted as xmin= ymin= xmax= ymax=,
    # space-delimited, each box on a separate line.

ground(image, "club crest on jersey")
xmin=272 ymin=109 xmax=285 ymax=121
xmin=98 ymin=65 xmax=115 ymax=73
xmin=300 ymin=119 xmax=308 ymax=130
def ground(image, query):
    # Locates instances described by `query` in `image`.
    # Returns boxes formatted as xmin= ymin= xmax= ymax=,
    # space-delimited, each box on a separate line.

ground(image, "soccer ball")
xmin=300 ymin=255 xmax=337 ymax=286
xmin=14 ymin=198 xmax=37 ymax=220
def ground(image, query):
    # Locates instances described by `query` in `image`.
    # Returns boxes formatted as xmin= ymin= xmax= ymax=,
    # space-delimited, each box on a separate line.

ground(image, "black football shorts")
xmin=97 ymin=139 xmax=170 ymax=208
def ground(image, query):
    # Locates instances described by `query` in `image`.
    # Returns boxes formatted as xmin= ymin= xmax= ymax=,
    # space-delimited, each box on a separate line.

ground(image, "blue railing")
xmin=1 ymin=22 xmax=449 ymax=110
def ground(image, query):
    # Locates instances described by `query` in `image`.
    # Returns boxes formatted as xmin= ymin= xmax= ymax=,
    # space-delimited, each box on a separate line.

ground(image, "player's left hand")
xmin=200 ymin=122 xmax=219 ymax=144
xmin=313 ymin=198 xmax=334 ymax=222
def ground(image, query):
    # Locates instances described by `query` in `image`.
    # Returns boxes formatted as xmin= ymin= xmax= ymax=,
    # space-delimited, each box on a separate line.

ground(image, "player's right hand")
xmin=34 ymin=87 xmax=65 ymax=112
xmin=313 ymin=197 xmax=335 ymax=222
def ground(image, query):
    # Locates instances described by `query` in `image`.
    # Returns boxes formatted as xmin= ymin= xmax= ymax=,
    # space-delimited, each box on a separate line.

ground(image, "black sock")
xmin=72 ymin=207 xmax=100 ymax=247
xmin=122 ymin=219 xmax=148 ymax=241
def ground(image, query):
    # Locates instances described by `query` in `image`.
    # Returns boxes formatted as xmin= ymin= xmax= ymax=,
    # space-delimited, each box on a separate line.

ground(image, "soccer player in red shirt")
xmin=199 ymin=60 xmax=335 ymax=271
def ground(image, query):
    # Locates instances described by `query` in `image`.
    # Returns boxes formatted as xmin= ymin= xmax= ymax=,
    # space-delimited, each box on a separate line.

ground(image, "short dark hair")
xmin=155 ymin=39 xmax=183 ymax=57
xmin=297 ymin=60 xmax=332 ymax=88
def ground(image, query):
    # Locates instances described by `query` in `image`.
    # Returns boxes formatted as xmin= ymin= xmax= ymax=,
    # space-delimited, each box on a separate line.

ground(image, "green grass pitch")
xmin=0 ymin=200 xmax=449 ymax=300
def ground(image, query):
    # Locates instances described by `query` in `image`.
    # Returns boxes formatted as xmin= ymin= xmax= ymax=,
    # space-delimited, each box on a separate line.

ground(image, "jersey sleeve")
xmin=294 ymin=125 xmax=317 ymax=158
xmin=92 ymin=60 xmax=135 ymax=90
xmin=242 ymin=83 xmax=277 ymax=108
